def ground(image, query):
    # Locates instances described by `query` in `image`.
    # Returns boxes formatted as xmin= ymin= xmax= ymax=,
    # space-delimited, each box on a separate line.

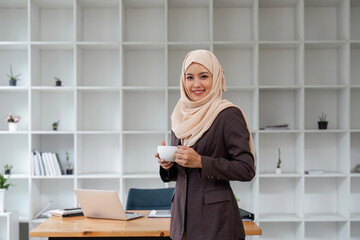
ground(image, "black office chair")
xmin=126 ymin=188 xmax=175 ymax=210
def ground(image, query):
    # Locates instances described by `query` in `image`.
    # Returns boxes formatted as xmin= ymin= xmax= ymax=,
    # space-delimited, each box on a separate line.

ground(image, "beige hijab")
xmin=171 ymin=50 xmax=256 ymax=168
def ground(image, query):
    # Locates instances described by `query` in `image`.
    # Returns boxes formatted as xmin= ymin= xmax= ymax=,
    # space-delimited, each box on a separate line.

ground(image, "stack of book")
xmin=49 ymin=208 xmax=83 ymax=218
xmin=32 ymin=151 xmax=63 ymax=176
xmin=264 ymin=124 xmax=289 ymax=130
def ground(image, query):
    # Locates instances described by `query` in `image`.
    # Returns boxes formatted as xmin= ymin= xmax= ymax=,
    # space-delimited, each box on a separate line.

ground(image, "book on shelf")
xmin=32 ymin=151 xmax=64 ymax=176
xmin=264 ymin=123 xmax=289 ymax=130
xmin=305 ymin=170 xmax=325 ymax=175
xmin=239 ymin=208 xmax=254 ymax=222
xmin=49 ymin=208 xmax=83 ymax=218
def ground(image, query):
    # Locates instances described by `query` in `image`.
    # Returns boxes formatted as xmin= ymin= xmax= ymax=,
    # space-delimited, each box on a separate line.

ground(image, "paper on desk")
xmin=148 ymin=210 xmax=171 ymax=218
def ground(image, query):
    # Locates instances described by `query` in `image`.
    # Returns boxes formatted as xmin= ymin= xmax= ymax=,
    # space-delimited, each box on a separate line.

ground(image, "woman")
xmin=156 ymin=50 xmax=256 ymax=240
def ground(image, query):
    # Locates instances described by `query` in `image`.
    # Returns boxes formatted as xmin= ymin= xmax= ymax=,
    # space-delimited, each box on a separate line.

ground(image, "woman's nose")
xmin=193 ymin=77 xmax=202 ymax=87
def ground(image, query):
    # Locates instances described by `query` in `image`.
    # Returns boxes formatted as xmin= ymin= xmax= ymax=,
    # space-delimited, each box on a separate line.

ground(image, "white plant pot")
xmin=8 ymin=122 xmax=17 ymax=132
xmin=0 ymin=189 xmax=5 ymax=213
xmin=275 ymin=168 xmax=282 ymax=174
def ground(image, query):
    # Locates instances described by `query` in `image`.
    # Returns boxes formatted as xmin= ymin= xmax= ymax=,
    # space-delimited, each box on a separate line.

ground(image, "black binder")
xmin=239 ymin=208 xmax=254 ymax=221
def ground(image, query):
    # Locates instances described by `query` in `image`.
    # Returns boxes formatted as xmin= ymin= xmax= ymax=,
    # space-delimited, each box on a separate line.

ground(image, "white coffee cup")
xmin=157 ymin=146 xmax=178 ymax=162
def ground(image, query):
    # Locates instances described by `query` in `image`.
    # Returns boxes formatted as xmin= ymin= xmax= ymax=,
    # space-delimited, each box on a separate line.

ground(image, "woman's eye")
xmin=186 ymin=76 xmax=193 ymax=80
xmin=201 ymin=75 xmax=208 ymax=79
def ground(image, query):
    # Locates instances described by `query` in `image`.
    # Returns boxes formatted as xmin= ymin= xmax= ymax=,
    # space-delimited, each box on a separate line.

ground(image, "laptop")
xmin=74 ymin=189 xmax=144 ymax=220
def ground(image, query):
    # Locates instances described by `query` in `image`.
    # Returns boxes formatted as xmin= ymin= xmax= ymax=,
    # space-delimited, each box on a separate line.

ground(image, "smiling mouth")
xmin=192 ymin=90 xmax=205 ymax=95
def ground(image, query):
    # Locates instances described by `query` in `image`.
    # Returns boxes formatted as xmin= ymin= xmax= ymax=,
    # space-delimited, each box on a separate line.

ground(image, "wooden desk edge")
xmin=30 ymin=213 xmax=262 ymax=237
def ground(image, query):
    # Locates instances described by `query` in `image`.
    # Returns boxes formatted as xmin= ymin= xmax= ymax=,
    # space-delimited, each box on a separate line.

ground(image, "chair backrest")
xmin=126 ymin=188 xmax=175 ymax=210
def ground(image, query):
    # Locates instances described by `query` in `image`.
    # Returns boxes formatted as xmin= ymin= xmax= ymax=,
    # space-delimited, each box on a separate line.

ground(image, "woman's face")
xmin=185 ymin=63 xmax=213 ymax=101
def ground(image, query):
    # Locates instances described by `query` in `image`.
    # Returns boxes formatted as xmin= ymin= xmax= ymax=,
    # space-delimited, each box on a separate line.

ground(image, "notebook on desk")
xmin=74 ymin=189 xmax=144 ymax=221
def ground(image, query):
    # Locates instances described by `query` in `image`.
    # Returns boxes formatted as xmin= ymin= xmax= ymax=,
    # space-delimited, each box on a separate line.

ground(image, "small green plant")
xmin=66 ymin=152 xmax=72 ymax=169
xmin=4 ymin=164 xmax=13 ymax=174
xmin=277 ymin=148 xmax=281 ymax=168
xmin=6 ymin=65 xmax=21 ymax=81
xmin=0 ymin=174 xmax=13 ymax=190
xmin=319 ymin=112 xmax=327 ymax=122
xmin=52 ymin=121 xmax=60 ymax=127
xmin=234 ymin=193 xmax=240 ymax=202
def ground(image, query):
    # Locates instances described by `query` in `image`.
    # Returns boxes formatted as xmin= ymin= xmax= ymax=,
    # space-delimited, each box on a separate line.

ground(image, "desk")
xmin=30 ymin=210 xmax=262 ymax=239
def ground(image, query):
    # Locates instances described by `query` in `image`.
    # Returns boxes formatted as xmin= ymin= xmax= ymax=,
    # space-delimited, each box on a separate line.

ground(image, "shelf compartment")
xmin=213 ymin=0 xmax=255 ymax=41
xmin=351 ymin=43 xmax=360 ymax=85
xmin=305 ymin=177 xmax=348 ymax=218
xmin=77 ymin=90 xmax=120 ymax=131
xmin=32 ymin=91 xmax=75 ymax=131
xmin=0 ymin=91 xmax=29 ymax=131
xmin=76 ymin=0 xmax=119 ymax=41
xmin=123 ymin=46 xmax=165 ymax=87
xmin=305 ymin=0 xmax=348 ymax=41
xmin=259 ymin=132 xmax=303 ymax=175
xmin=259 ymin=0 xmax=302 ymax=41
xmin=351 ymin=90 xmax=360 ymax=129
xmin=0 ymin=47 xmax=29 ymax=86
xmin=351 ymin=177 xmax=360 ymax=218
xmin=122 ymin=178 xmax=168 ymax=207
xmin=351 ymin=222 xmax=360 ymax=240
xmin=5 ymin=179 xmax=29 ymax=218
xmin=0 ymin=1 xmax=27 ymax=41
xmin=214 ymin=44 xmax=255 ymax=87
xmin=167 ymin=44 xmax=210 ymax=87
xmin=167 ymin=89 xmax=180 ymax=130
xmin=31 ymin=44 xmax=74 ymax=87
xmin=77 ymin=134 xmax=120 ymax=175
xmin=31 ymin=133 xmax=74 ymax=176
xmin=77 ymin=44 xmax=120 ymax=87
xmin=259 ymin=44 xmax=302 ymax=86
xmin=123 ymin=0 xmax=165 ymax=42
xmin=259 ymin=177 xmax=302 ymax=217
xmin=168 ymin=0 xmax=210 ymax=42
xmin=77 ymin=178 xmax=120 ymax=192
xmin=0 ymin=134 xmax=28 ymax=174
xmin=30 ymin=0 xmax=74 ymax=41
xmin=305 ymin=43 xmax=349 ymax=85
xmin=230 ymin=180 xmax=256 ymax=214
xmin=351 ymin=133 xmax=360 ymax=174
xmin=305 ymin=132 xmax=349 ymax=175
xmin=123 ymin=133 xmax=164 ymax=174
xmin=305 ymin=221 xmax=348 ymax=240
xmin=351 ymin=0 xmax=360 ymax=41
xmin=260 ymin=222 xmax=303 ymax=240
xmin=31 ymin=178 xmax=75 ymax=219
xmin=305 ymin=89 xmax=348 ymax=130
xmin=259 ymin=89 xmax=302 ymax=130
xmin=223 ymin=89 xmax=256 ymax=131
xmin=123 ymin=91 xmax=166 ymax=131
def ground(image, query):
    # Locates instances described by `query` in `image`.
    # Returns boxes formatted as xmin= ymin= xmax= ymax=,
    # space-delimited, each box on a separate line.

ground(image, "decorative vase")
xmin=9 ymin=79 xmax=16 ymax=86
xmin=8 ymin=122 xmax=17 ymax=132
xmin=318 ymin=121 xmax=328 ymax=130
xmin=4 ymin=169 xmax=10 ymax=175
xmin=0 ymin=189 xmax=5 ymax=213
xmin=52 ymin=125 xmax=58 ymax=131
xmin=66 ymin=169 xmax=73 ymax=175
xmin=55 ymin=80 xmax=61 ymax=86
xmin=275 ymin=168 xmax=282 ymax=174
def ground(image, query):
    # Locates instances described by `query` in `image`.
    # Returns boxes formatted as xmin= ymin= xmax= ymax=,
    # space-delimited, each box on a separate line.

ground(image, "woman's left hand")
xmin=175 ymin=146 xmax=202 ymax=168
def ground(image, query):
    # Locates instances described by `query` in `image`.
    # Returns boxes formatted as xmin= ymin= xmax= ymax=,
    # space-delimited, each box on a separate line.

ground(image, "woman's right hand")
xmin=156 ymin=140 xmax=174 ymax=170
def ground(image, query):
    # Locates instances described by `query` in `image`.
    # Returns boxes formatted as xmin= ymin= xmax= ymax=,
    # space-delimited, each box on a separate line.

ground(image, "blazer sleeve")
xmin=201 ymin=108 xmax=255 ymax=182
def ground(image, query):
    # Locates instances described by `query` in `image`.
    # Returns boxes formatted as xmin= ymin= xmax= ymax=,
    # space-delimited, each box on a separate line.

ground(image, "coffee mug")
xmin=157 ymin=146 xmax=178 ymax=162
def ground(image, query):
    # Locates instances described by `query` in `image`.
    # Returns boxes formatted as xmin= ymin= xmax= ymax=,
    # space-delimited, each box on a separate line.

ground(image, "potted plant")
xmin=5 ymin=114 xmax=21 ymax=132
xmin=275 ymin=148 xmax=281 ymax=174
xmin=318 ymin=112 xmax=328 ymax=130
xmin=54 ymin=77 xmax=62 ymax=86
xmin=4 ymin=164 xmax=13 ymax=175
xmin=65 ymin=152 xmax=73 ymax=175
xmin=6 ymin=65 xmax=21 ymax=86
xmin=0 ymin=173 xmax=13 ymax=213
xmin=52 ymin=121 xmax=60 ymax=131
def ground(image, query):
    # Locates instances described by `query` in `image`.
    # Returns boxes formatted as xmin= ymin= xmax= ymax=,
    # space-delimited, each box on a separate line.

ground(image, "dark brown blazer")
xmin=160 ymin=107 xmax=255 ymax=240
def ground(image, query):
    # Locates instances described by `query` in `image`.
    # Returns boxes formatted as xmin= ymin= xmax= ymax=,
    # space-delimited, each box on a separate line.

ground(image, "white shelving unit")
xmin=0 ymin=0 xmax=359 ymax=239
xmin=0 ymin=212 xmax=19 ymax=240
